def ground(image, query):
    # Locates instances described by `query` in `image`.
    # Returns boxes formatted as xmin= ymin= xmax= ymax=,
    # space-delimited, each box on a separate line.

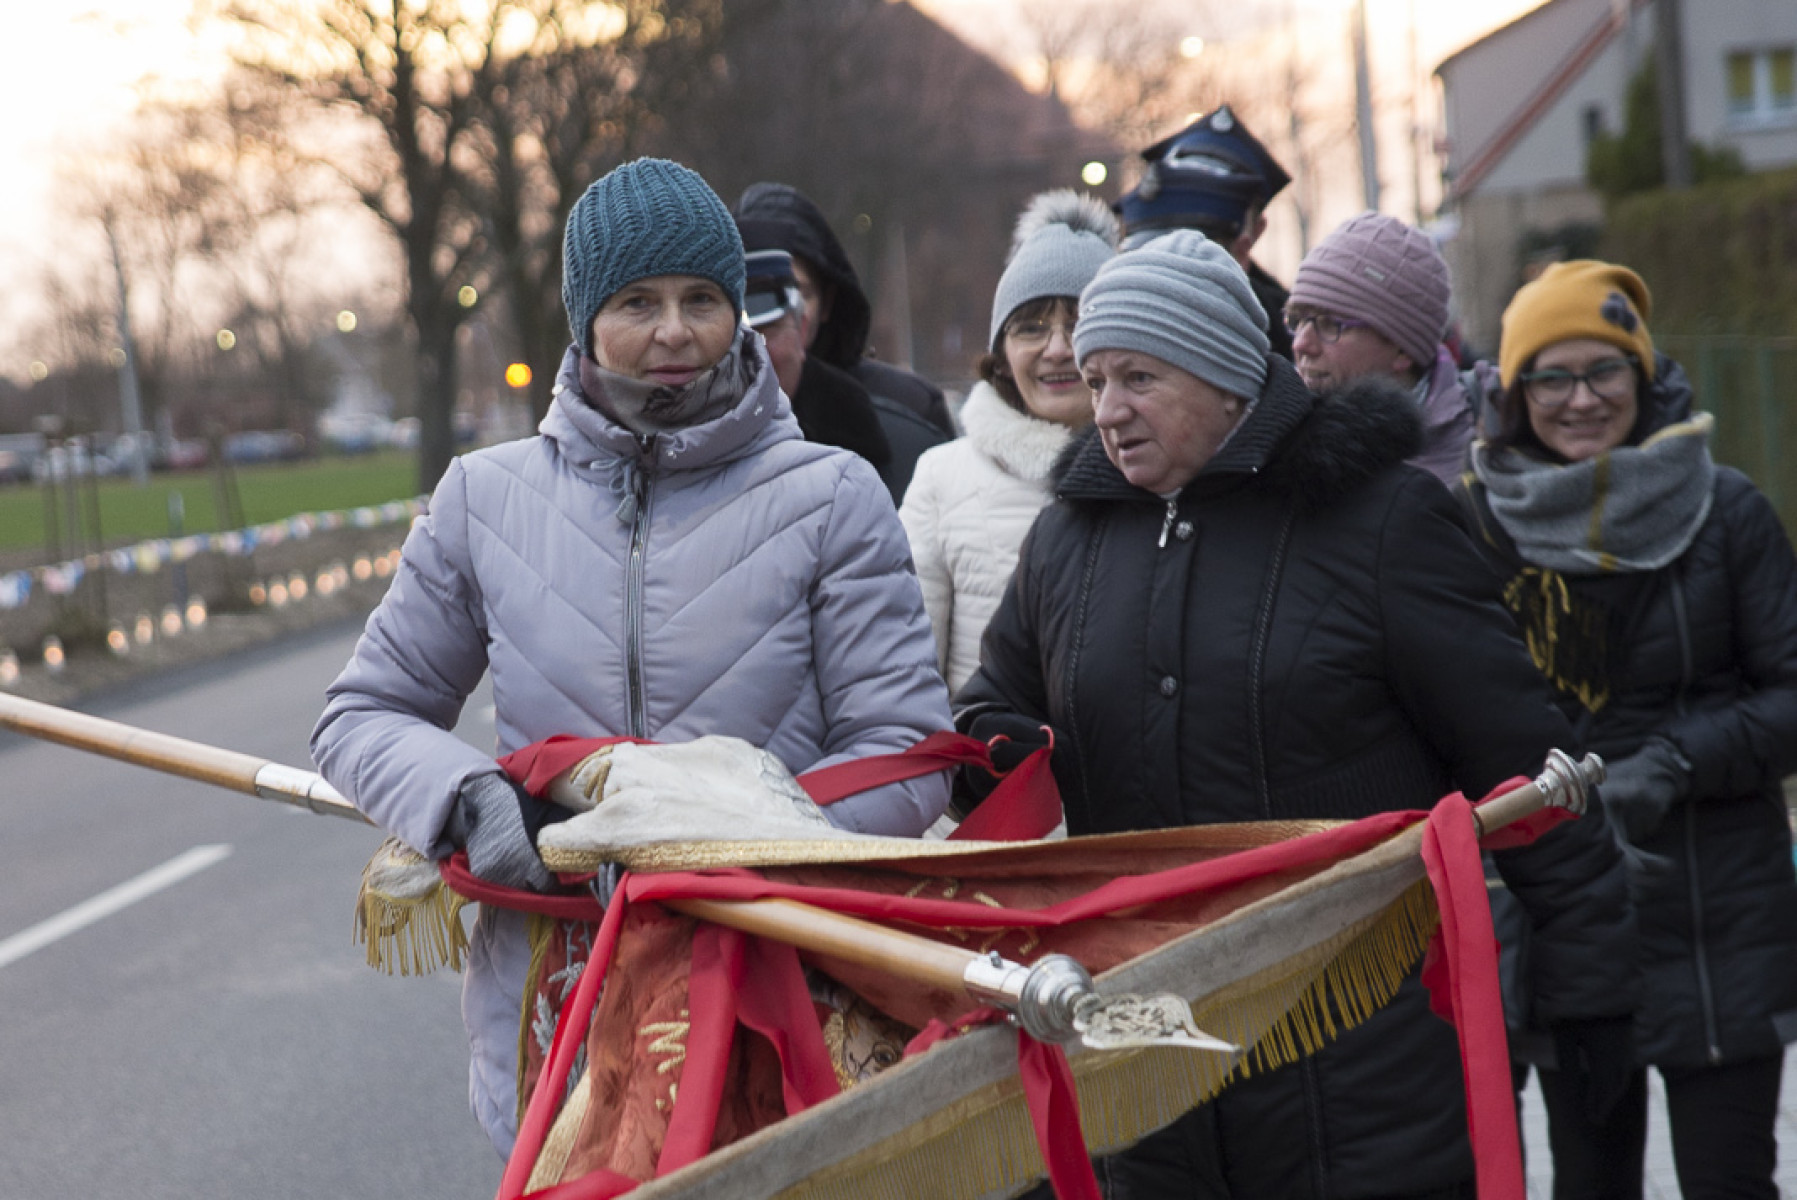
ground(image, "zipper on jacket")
xmin=625 ymin=438 xmax=655 ymax=739
xmin=1157 ymin=497 xmax=1178 ymax=548
xmin=1667 ymin=569 xmax=1724 ymax=1064
xmin=1301 ymin=1056 xmax=1328 ymax=1196
xmin=1248 ymin=501 xmax=1300 ymax=818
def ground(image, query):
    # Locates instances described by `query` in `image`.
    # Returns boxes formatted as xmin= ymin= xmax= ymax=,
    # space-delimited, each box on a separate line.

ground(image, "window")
xmin=1582 ymin=104 xmax=1606 ymax=144
xmin=1727 ymin=47 xmax=1797 ymax=120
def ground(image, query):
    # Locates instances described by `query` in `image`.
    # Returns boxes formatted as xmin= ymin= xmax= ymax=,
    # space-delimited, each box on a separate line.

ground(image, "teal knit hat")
xmin=562 ymin=158 xmax=746 ymax=357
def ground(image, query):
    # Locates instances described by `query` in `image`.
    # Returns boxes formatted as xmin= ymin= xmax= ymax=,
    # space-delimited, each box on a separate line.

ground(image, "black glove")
xmin=954 ymin=711 xmax=1053 ymax=811
xmin=1600 ymin=737 xmax=1690 ymax=842
xmin=1550 ymin=1016 xmax=1637 ymax=1123
xmin=447 ymin=772 xmax=569 ymax=892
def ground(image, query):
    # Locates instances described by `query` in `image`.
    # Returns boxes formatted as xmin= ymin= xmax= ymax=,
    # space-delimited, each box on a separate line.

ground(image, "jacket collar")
xmin=540 ymin=335 xmax=800 ymax=474
xmin=1055 ymin=354 xmax=1315 ymax=505
xmin=1055 ymin=355 xmax=1423 ymax=509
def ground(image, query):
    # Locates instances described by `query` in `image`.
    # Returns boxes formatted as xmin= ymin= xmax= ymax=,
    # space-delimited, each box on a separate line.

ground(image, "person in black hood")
xmin=734 ymin=183 xmax=951 ymax=502
xmin=955 ymin=230 xmax=1637 ymax=1198
xmin=743 ymin=248 xmax=891 ymax=472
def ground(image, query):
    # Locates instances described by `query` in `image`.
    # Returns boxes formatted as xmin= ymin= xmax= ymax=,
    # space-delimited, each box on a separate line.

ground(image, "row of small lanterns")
xmin=0 ymin=547 xmax=404 ymax=687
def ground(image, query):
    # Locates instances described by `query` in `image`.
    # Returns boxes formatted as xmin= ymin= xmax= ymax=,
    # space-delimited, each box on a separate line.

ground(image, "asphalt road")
xmin=0 ymin=619 xmax=506 ymax=1199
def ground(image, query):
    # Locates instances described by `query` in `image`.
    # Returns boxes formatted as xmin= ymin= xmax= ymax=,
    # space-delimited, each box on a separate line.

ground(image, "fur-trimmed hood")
xmin=1055 ymin=356 xmax=1423 ymax=509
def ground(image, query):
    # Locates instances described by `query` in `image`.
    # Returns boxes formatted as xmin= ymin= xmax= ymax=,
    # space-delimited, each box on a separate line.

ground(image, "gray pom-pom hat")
xmin=989 ymin=190 xmax=1121 ymax=352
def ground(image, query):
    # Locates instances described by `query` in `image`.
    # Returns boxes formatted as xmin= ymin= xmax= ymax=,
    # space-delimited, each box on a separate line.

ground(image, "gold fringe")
xmin=1502 ymin=566 xmax=1611 ymax=713
xmin=353 ymin=839 xmax=471 ymax=976
xmin=528 ymin=1069 xmax=593 ymax=1193
xmin=774 ymin=880 xmax=1440 ymax=1200
xmin=518 ymin=913 xmax=561 ymax=1127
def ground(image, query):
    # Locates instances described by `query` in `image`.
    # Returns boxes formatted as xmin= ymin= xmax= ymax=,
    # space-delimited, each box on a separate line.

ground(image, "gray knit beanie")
xmin=1289 ymin=212 xmax=1450 ymax=368
xmin=562 ymin=158 xmax=746 ymax=358
xmin=1074 ymin=229 xmax=1269 ymax=400
xmin=989 ymin=190 xmax=1121 ymax=351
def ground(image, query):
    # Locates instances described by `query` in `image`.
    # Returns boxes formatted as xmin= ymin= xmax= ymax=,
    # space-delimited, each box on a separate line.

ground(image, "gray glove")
xmin=447 ymin=772 xmax=556 ymax=892
xmin=1600 ymin=738 xmax=1691 ymax=843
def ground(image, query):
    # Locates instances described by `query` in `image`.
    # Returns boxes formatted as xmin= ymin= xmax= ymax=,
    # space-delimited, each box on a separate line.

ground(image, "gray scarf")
xmin=1470 ymin=412 xmax=1716 ymax=574
xmin=576 ymin=327 xmax=757 ymax=435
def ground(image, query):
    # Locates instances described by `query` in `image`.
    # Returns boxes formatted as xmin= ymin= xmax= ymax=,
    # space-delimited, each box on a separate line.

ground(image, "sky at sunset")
xmin=0 ymin=0 xmax=1546 ymax=366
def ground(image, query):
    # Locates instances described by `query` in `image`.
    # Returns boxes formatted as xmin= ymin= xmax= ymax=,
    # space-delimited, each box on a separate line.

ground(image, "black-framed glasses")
xmin=1520 ymin=356 xmax=1637 ymax=408
xmin=1005 ymin=317 xmax=1077 ymax=349
xmin=1282 ymin=310 xmax=1370 ymax=343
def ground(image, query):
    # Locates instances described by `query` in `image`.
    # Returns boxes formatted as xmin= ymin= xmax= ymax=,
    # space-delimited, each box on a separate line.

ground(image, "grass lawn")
xmin=0 ymin=450 xmax=423 ymax=555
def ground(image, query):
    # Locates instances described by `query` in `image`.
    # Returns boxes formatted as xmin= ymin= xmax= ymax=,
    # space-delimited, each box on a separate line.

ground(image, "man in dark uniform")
xmin=1115 ymin=104 xmax=1296 ymax=360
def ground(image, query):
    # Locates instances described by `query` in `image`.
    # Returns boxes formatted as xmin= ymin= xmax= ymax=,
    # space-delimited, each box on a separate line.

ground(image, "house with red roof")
xmin=1434 ymin=0 xmax=1797 ymax=350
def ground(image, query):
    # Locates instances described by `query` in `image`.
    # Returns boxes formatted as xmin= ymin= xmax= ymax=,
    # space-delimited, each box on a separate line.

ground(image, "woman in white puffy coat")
xmin=900 ymin=192 xmax=1119 ymax=693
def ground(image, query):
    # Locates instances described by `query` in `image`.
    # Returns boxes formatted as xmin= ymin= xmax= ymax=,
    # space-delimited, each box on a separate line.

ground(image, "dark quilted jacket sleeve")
xmin=1660 ymin=470 xmax=1797 ymax=798
xmin=1375 ymin=471 xmax=1639 ymax=1022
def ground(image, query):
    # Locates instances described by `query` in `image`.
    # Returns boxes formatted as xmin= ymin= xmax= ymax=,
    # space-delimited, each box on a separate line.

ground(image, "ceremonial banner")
xmin=0 ymin=689 xmax=1563 ymax=1200
xmin=456 ymin=741 xmax=1564 ymax=1200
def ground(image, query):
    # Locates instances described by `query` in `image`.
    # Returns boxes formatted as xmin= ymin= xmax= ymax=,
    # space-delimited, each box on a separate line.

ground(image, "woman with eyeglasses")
xmin=898 ymin=191 xmax=1118 ymax=696
xmin=1460 ymin=260 xmax=1797 ymax=1199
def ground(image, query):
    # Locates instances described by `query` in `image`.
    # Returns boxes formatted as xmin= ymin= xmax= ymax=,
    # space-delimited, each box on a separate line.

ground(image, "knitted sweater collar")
xmin=959 ymin=382 xmax=1077 ymax=485
xmin=1470 ymin=413 xmax=1716 ymax=574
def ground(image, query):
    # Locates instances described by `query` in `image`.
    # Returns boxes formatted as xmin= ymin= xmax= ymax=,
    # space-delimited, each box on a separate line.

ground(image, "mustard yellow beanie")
xmin=1498 ymin=260 xmax=1656 ymax=387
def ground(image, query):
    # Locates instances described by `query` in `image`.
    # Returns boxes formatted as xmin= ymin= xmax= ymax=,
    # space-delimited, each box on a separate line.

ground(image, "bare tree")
xmin=665 ymin=0 xmax=1092 ymax=379
xmin=1017 ymin=0 xmax=1223 ymax=154
xmin=211 ymin=0 xmax=742 ymax=484
xmin=214 ymin=0 xmax=504 ymax=490
xmin=51 ymin=102 xmax=258 ymax=437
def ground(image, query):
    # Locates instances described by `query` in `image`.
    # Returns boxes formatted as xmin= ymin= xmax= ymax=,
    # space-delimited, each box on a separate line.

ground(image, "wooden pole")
xmin=0 ymin=691 xmax=1597 ymax=1019
xmin=0 ymin=691 xmax=365 ymax=822
xmin=670 ymin=896 xmax=979 ymax=996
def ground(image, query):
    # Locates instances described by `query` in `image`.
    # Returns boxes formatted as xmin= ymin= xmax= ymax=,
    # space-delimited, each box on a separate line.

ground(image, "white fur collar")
xmin=959 ymin=381 xmax=1076 ymax=484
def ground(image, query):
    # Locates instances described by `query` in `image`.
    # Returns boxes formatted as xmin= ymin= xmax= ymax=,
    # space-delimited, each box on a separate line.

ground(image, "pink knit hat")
xmin=1289 ymin=212 xmax=1451 ymax=368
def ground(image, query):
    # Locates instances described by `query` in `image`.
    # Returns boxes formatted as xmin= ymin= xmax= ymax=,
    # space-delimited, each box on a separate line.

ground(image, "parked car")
xmin=317 ymin=411 xmax=395 ymax=454
xmin=156 ymin=439 xmax=210 ymax=471
xmin=222 ymin=430 xmax=308 ymax=464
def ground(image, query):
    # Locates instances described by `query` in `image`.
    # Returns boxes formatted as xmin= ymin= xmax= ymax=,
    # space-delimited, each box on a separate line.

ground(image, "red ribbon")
xmin=1419 ymin=785 xmax=1529 ymax=1200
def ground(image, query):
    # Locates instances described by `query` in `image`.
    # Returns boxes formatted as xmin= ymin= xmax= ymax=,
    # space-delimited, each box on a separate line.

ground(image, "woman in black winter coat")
xmin=956 ymin=231 xmax=1637 ymax=1199
xmin=1460 ymin=260 xmax=1797 ymax=1200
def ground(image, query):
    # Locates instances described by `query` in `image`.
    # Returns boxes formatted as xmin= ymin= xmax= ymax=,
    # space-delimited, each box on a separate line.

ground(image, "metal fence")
xmin=1658 ymin=334 xmax=1797 ymax=536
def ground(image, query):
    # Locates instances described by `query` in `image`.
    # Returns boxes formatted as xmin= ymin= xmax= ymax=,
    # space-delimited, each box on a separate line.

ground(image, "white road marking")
xmin=0 ymin=844 xmax=233 ymax=970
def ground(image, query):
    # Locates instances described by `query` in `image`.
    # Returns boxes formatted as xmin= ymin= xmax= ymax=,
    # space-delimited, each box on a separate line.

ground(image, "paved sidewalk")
xmin=1519 ymin=1051 xmax=1796 ymax=1197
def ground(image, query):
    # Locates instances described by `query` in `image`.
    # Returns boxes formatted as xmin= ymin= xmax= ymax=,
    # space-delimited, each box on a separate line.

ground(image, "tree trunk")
xmin=415 ymin=321 xmax=459 ymax=494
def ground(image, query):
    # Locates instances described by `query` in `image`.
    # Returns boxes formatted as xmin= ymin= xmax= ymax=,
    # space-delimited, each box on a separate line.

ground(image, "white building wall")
xmin=1688 ymin=0 xmax=1797 ymax=168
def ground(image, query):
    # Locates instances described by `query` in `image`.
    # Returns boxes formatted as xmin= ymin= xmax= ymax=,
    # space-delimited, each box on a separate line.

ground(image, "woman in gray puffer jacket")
xmin=310 ymin=159 xmax=951 ymax=1158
